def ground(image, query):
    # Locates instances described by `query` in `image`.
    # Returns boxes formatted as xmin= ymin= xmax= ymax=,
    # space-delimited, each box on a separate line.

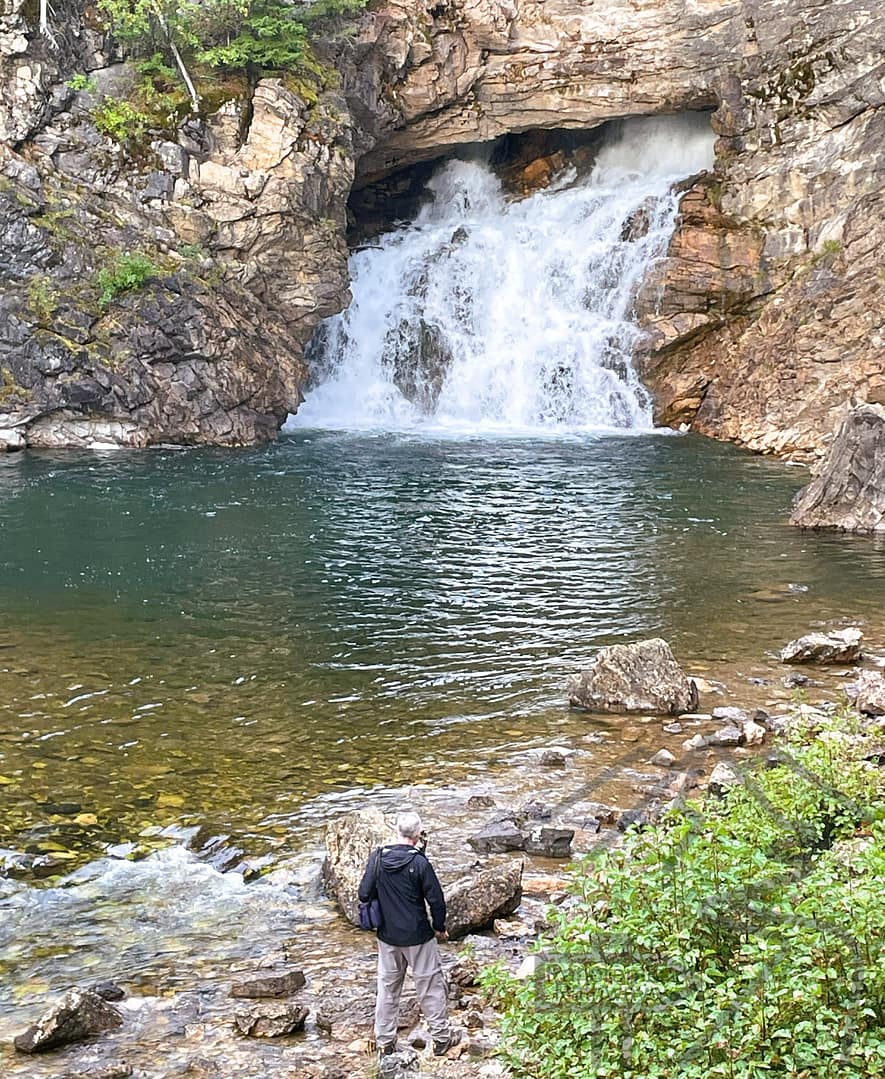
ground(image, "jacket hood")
xmin=380 ymin=844 xmax=423 ymax=872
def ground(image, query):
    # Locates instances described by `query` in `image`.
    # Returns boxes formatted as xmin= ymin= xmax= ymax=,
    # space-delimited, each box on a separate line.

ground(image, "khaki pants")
xmin=375 ymin=937 xmax=450 ymax=1046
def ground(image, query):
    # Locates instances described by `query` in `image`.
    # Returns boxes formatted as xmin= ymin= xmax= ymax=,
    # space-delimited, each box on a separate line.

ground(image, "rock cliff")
xmin=1 ymin=0 xmax=882 ymax=452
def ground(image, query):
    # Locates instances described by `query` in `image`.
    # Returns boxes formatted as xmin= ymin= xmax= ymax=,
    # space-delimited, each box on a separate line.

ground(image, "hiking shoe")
xmin=432 ymin=1028 xmax=462 ymax=1056
xmin=378 ymin=1041 xmax=397 ymax=1057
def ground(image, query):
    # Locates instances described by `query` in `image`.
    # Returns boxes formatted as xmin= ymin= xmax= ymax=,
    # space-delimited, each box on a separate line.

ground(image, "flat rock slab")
xmin=231 ymin=966 xmax=306 ymax=999
xmin=14 ymin=988 xmax=124 ymax=1053
xmin=234 ymin=1002 xmax=309 ymax=1038
xmin=467 ymin=819 xmax=526 ymax=854
xmin=568 ymin=638 xmax=699 ymax=715
xmin=780 ymin=628 xmax=863 ymax=664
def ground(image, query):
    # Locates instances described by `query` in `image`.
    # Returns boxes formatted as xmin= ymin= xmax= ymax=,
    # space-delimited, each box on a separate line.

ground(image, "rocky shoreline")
xmin=6 ymin=625 xmax=885 ymax=1079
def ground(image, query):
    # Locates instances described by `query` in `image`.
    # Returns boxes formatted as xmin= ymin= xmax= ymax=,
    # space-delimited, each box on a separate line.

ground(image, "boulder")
xmin=650 ymin=748 xmax=676 ymax=768
xmin=706 ymin=725 xmax=742 ymax=747
xmin=850 ymin=670 xmax=885 ymax=716
xmin=445 ymin=862 xmax=523 ymax=939
xmin=790 ymin=404 xmax=885 ymax=532
xmin=742 ymin=719 xmax=767 ymax=746
xmin=14 ymin=989 xmax=124 ymax=1053
xmin=231 ymin=966 xmax=306 ymax=999
xmin=234 ymin=1001 xmax=308 ymax=1038
xmin=323 ymin=809 xmax=391 ymax=926
xmin=568 ymin=639 xmax=699 ymax=715
xmin=466 ymin=819 xmax=526 ymax=854
xmin=523 ymin=826 xmax=574 ymax=858
xmin=780 ymin=628 xmax=863 ymax=665
xmin=708 ymin=761 xmax=741 ymax=795
xmin=711 ymin=706 xmax=750 ymax=725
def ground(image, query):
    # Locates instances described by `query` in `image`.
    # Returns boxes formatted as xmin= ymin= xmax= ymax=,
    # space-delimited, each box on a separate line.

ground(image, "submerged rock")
xmin=445 ymin=862 xmax=523 ymax=939
xmin=14 ymin=988 xmax=123 ymax=1053
xmin=568 ymin=639 xmax=699 ymax=715
xmin=323 ymin=809 xmax=391 ymax=926
xmin=234 ymin=1001 xmax=308 ymax=1038
xmin=780 ymin=628 xmax=863 ymax=665
xmin=790 ymin=404 xmax=885 ymax=532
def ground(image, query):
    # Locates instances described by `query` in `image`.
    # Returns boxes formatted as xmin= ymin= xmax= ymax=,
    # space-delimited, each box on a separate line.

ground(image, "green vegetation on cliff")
xmin=485 ymin=711 xmax=885 ymax=1079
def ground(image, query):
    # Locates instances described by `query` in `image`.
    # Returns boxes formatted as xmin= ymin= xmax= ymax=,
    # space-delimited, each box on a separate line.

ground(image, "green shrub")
xmin=93 ymin=97 xmax=151 ymax=145
xmin=26 ymin=275 xmax=57 ymax=325
xmin=96 ymin=252 xmax=159 ymax=306
xmin=66 ymin=73 xmax=98 ymax=92
xmin=485 ymin=711 xmax=885 ymax=1079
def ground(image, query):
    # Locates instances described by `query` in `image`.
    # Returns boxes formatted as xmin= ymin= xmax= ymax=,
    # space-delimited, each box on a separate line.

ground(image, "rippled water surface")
xmin=2 ymin=431 xmax=885 ymax=1071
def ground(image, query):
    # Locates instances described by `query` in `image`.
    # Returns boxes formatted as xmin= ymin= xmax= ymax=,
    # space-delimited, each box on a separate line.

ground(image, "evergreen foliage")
xmin=483 ymin=710 xmax=885 ymax=1079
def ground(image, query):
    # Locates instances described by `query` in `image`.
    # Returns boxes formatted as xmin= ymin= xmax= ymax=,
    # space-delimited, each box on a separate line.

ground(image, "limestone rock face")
xmin=790 ymin=405 xmax=885 ymax=532
xmin=14 ymin=988 xmax=123 ymax=1053
xmin=1 ymin=0 xmax=883 ymax=450
xmin=568 ymin=639 xmax=699 ymax=716
xmin=323 ymin=809 xmax=391 ymax=926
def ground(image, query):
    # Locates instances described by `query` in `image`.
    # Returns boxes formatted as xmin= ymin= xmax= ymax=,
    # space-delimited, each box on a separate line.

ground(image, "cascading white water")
xmin=290 ymin=113 xmax=715 ymax=435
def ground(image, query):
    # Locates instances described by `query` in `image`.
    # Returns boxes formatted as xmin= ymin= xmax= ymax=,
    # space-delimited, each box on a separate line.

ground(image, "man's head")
xmin=395 ymin=810 xmax=422 ymax=845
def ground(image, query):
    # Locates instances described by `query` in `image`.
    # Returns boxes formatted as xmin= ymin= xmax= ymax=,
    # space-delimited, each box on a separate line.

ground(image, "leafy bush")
xmin=484 ymin=711 xmax=885 ymax=1079
xmin=93 ymin=97 xmax=151 ymax=144
xmin=65 ymin=73 xmax=98 ymax=92
xmin=96 ymin=252 xmax=159 ymax=306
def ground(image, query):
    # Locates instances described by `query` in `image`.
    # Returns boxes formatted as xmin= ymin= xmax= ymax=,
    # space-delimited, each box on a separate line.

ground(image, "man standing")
xmin=358 ymin=810 xmax=461 ymax=1057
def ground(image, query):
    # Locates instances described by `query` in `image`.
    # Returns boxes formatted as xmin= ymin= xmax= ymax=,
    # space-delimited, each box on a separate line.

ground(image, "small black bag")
xmin=358 ymin=846 xmax=383 ymax=931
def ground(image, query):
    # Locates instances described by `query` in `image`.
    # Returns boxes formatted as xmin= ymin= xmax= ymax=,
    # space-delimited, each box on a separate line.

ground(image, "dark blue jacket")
xmin=358 ymin=843 xmax=446 ymax=946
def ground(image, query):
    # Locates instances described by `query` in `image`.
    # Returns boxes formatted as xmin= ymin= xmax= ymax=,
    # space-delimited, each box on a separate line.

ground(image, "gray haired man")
xmin=358 ymin=810 xmax=461 ymax=1056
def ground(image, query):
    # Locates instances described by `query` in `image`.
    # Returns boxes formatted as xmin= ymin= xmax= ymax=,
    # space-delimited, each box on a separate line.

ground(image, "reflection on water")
xmin=1 ymin=432 xmax=884 ymax=1066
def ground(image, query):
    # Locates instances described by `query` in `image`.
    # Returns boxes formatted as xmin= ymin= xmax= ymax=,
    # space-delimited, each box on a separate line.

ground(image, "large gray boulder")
xmin=445 ymin=861 xmax=523 ymax=939
xmin=14 ymin=988 xmax=123 ymax=1053
xmin=790 ymin=404 xmax=885 ymax=532
xmin=323 ymin=809 xmax=391 ymax=926
xmin=568 ymin=638 xmax=699 ymax=715
xmin=780 ymin=628 xmax=863 ymax=665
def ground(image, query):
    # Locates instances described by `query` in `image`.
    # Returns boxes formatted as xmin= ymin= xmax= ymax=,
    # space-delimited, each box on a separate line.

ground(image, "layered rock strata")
xmin=1 ymin=0 xmax=883 ymax=451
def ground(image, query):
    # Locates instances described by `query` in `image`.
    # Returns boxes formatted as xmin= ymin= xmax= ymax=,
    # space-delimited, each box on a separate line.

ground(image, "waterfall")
xmin=290 ymin=113 xmax=715 ymax=435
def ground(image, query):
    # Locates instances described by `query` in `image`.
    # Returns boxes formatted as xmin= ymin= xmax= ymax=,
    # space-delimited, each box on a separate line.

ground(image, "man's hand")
xmin=435 ymin=930 xmax=449 ymax=943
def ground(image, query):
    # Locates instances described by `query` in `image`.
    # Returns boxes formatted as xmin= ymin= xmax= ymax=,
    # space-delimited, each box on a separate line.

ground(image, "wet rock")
xmin=539 ymin=748 xmax=569 ymax=767
xmin=707 ymin=725 xmax=742 ymax=748
xmin=231 ymin=965 xmax=306 ymax=998
xmin=378 ymin=1047 xmax=420 ymax=1075
xmin=617 ymin=808 xmax=653 ymax=833
xmin=90 ymin=982 xmax=126 ymax=1002
xmin=712 ymin=706 xmax=750 ymax=725
xmin=790 ymin=404 xmax=885 ymax=532
xmin=568 ymin=638 xmax=699 ymax=715
xmin=466 ymin=818 xmax=526 ymax=854
xmin=234 ymin=1001 xmax=308 ymax=1038
xmin=849 ymin=670 xmax=885 ymax=716
xmin=315 ymin=1010 xmax=334 ymax=1033
xmin=518 ymin=800 xmax=553 ymax=821
xmin=445 ymin=861 xmax=523 ymax=939
xmin=662 ymin=722 xmax=684 ymax=734
xmin=14 ymin=988 xmax=124 ymax=1053
xmin=742 ymin=719 xmax=767 ymax=746
xmin=466 ymin=794 xmax=496 ymax=810
xmin=650 ymin=748 xmax=676 ymax=767
xmin=324 ymin=808 xmax=391 ymax=925
xmin=682 ymin=733 xmax=707 ymax=751
xmin=709 ymin=761 xmax=741 ymax=795
xmin=780 ymin=628 xmax=863 ymax=665
xmin=523 ymin=825 xmax=574 ymax=858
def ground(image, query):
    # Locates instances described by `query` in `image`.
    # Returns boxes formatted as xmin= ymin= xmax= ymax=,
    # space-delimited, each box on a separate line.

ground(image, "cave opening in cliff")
xmin=345 ymin=111 xmax=715 ymax=245
xmin=296 ymin=111 xmax=715 ymax=433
